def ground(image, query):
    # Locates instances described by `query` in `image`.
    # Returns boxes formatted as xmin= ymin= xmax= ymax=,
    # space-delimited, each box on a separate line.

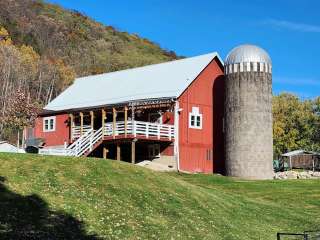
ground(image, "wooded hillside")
xmin=0 ymin=0 xmax=178 ymax=140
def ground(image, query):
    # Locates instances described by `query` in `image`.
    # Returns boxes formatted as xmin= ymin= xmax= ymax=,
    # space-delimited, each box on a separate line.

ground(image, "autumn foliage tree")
xmin=0 ymin=90 xmax=40 ymax=141
xmin=273 ymin=93 xmax=320 ymax=159
xmin=2 ymin=90 xmax=40 ymax=129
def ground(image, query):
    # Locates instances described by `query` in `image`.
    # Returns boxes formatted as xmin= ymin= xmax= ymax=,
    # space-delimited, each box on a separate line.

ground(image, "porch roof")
xmin=282 ymin=150 xmax=320 ymax=157
xmin=44 ymin=52 xmax=222 ymax=112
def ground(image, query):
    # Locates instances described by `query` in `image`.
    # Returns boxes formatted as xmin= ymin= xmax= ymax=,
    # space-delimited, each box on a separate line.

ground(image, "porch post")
xmin=90 ymin=111 xmax=94 ymax=129
xmin=113 ymin=108 xmax=117 ymax=139
xmin=116 ymin=143 xmax=121 ymax=161
xmin=69 ymin=113 xmax=74 ymax=141
xmin=80 ymin=112 xmax=84 ymax=136
xmin=131 ymin=140 xmax=136 ymax=164
xmin=124 ymin=106 xmax=128 ymax=138
xmin=289 ymin=156 xmax=292 ymax=169
xmin=102 ymin=109 xmax=106 ymax=133
xmin=313 ymin=158 xmax=315 ymax=172
xmin=103 ymin=147 xmax=109 ymax=159
xmin=132 ymin=105 xmax=136 ymax=137
xmin=157 ymin=125 xmax=161 ymax=139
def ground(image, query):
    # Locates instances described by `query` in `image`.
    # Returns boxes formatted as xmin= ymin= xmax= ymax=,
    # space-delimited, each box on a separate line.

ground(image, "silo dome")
xmin=225 ymin=44 xmax=271 ymax=65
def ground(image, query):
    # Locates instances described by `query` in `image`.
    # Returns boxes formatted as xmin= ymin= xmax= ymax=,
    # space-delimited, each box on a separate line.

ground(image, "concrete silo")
xmin=224 ymin=44 xmax=274 ymax=179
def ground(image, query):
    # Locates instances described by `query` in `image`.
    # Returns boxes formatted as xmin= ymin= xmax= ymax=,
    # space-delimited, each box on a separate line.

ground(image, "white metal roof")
xmin=282 ymin=150 xmax=320 ymax=157
xmin=44 ymin=52 xmax=222 ymax=112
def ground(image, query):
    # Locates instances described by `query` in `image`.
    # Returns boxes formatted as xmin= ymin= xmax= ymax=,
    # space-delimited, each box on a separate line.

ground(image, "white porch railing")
xmin=104 ymin=121 xmax=175 ymax=140
xmin=42 ymin=121 xmax=174 ymax=157
xmin=72 ymin=125 xmax=92 ymax=140
xmin=39 ymin=148 xmax=74 ymax=156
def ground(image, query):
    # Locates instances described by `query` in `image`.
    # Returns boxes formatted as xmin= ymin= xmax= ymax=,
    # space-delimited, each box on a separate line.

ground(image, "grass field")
xmin=0 ymin=153 xmax=319 ymax=239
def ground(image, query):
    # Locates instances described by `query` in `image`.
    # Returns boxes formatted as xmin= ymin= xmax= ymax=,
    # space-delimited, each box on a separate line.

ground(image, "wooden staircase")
xmin=83 ymin=139 xmax=103 ymax=157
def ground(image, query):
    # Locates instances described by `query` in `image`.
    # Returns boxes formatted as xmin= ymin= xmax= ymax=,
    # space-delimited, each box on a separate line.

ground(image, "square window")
xmin=189 ymin=108 xmax=202 ymax=129
xmin=43 ymin=117 xmax=56 ymax=132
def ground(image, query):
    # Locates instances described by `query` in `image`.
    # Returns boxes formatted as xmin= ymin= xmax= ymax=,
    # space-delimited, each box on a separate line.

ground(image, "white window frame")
xmin=43 ymin=116 xmax=56 ymax=132
xmin=189 ymin=107 xmax=202 ymax=129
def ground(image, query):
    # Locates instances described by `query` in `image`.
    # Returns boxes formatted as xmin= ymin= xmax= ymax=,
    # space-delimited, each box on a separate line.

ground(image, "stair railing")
xmin=67 ymin=127 xmax=104 ymax=157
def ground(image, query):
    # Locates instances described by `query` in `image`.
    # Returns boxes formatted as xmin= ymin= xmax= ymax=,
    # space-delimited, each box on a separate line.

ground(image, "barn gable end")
xmin=177 ymin=57 xmax=224 ymax=173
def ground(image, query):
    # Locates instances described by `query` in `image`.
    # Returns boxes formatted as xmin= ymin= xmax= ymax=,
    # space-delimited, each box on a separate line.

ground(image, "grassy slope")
xmin=0 ymin=153 xmax=319 ymax=239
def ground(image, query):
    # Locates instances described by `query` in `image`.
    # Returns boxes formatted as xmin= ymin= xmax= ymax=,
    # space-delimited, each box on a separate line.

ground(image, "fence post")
xmin=276 ymin=233 xmax=280 ymax=240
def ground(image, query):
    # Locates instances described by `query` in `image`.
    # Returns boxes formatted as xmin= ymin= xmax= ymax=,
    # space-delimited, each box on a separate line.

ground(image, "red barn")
xmin=28 ymin=52 xmax=225 ymax=174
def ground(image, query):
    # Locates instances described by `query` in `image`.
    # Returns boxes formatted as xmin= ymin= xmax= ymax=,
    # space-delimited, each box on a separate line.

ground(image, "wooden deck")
xmin=40 ymin=121 xmax=175 ymax=157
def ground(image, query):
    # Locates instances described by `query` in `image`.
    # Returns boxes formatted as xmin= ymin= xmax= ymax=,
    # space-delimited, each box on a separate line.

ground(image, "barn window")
xmin=189 ymin=107 xmax=202 ymax=129
xmin=43 ymin=116 xmax=56 ymax=132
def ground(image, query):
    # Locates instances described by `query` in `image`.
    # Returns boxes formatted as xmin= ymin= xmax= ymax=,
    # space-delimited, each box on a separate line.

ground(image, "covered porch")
xmin=71 ymin=120 xmax=175 ymax=142
xmin=64 ymin=99 xmax=177 ymax=162
xmin=69 ymin=99 xmax=175 ymax=141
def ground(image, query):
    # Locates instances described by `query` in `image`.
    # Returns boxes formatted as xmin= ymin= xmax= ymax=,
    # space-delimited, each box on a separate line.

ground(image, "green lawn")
xmin=0 ymin=153 xmax=319 ymax=239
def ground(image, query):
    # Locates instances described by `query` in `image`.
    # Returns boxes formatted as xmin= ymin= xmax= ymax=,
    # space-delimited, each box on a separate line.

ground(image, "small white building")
xmin=0 ymin=141 xmax=25 ymax=153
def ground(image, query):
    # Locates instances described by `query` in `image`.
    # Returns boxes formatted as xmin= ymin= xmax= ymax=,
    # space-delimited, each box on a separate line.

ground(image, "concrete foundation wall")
xmin=225 ymin=69 xmax=273 ymax=179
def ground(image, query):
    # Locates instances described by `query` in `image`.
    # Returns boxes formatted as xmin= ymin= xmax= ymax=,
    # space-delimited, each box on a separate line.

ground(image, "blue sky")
xmin=47 ymin=0 xmax=320 ymax=98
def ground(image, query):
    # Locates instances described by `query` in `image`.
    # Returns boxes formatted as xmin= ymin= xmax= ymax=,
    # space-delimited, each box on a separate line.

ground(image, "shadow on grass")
xmin=0 ymin=176 xmax=100 ymax=240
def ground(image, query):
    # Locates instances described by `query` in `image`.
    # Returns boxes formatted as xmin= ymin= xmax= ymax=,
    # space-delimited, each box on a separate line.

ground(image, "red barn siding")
xmin=34 ymin=114 xmax=70 ymax=147
xmin=178 ymin=58 xmax=224 ymax=173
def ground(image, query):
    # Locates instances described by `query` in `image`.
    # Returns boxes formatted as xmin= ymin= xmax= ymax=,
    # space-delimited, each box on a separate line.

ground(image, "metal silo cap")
xmin=225 ymin=44 xmax=272 ymax=65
